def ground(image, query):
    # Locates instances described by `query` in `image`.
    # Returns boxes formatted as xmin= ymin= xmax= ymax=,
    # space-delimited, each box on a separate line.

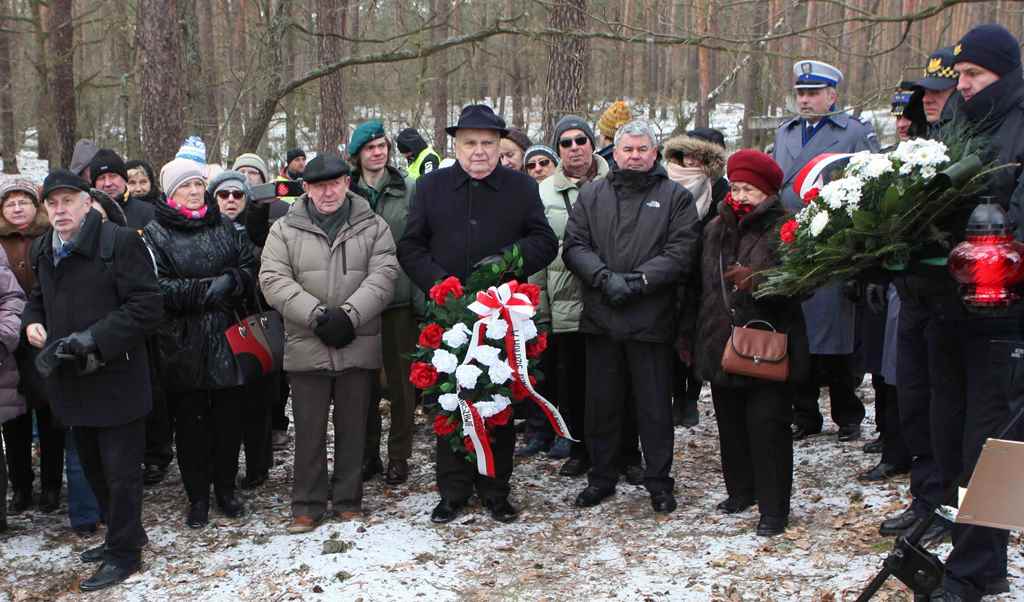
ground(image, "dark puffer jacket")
xmin=143 ymin=195 xmax=258 ymax=392
xmin=0 ymin=246 xmax=24 ymax=424
xmin=562 ymin=164 xmax=701 ymax=343
xmin=694 ymin=197 xmax=810 ymax=387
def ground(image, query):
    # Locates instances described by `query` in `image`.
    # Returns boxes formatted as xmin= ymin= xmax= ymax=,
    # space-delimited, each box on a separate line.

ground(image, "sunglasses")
xmin=558 ymin=136 xmax=590 ymax=149
xmin=216 ymin=190 xmax=245 ymax=200
xmin=525 ymin=159 xmax=552 ymax=170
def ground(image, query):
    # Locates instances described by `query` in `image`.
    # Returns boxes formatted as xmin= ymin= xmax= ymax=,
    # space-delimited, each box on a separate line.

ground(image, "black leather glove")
xmin=841 ymin=280 xmax=862 ymax=303
xmin=473 ymin=254 xmax=504 ymax=269
xmin=624 ymin=273 xmax=646 ymax=296
xmin=602 ymin=272 xmax=634 ymax=307
xmin=314 ymin=307 xmax=356 ymax=348
xmin=62 ymin=331 xmax=97 ymax=358
xmin=865 ymin=284 xmax=888 ymax=315
xmin=204 ymin=273 xmax=236 ymax=306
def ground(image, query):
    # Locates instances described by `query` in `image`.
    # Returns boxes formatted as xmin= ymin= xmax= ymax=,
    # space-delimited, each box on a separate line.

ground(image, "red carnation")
xmin=487 ymin=406 xmax=513 ymax=428
xmin=418 ymin=323 xmax=445 ymax=349
xmin=429 ymin=276 xmax=464 ymax=306
xmin=802 ymin=187 xmax=820 ymax=205
xmin=434 ymin=413 xmax=457 ymax=437
xmin=409 ymin=362 xmax=438 ymax=389
xmin=514 ymin=282 xmax=542 ymax=307
xmin=780 ymin=219 xmax=799 ymax=245
xmin=526 ymin=330 xmax=549 ymax=358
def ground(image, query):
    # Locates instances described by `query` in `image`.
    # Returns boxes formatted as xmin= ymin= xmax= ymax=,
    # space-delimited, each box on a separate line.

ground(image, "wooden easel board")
xmin=956 ymin=438 xmax=1024 ymax=531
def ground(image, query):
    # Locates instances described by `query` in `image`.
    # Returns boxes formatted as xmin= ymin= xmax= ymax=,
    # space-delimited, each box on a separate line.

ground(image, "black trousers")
xmin=74 ymin=419 xmax=147 ymax=567
xmin=872 ymin=375 xmax=911 ymax=468
xmin=0 ymin=427 xmax=5 ymax=523
xmin=241 ymin=372 xmax=275 ymax=478
xmin=435 ymin=421 xmax=514 ymax=503
xmin=584 ymin=335 xmax=674 ymax=494
xmin=143 ymin=339 xmax=173 ymax=468
xmin=271 ymin=374 xmax=290 ymax=432
xmin=711 ymin=383 xmax=793 ymax=517
xmin=172 ymin=387 xmax=244 ymax=503
xmin=2 ymin=405 xmax=65 ymax=494
xmin=792 ymin=353 xmax=865 ymax=430
xmin=896 ymin=274 xmax=1016 ymax=600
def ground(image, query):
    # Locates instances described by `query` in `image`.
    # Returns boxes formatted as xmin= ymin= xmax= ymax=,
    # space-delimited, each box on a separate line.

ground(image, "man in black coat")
xmin=89 ymin=149 xmax=156 ymax=229
xmin=563 ymin=119 xmax=701 ymax=515
xmin=397 ymin=104 xmax=557 ymax=525
xmin=23 ymin=170 xmax=163 ymax=592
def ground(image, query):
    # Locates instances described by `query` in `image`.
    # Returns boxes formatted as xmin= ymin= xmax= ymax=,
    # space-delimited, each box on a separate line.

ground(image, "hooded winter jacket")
xmin=259 ymin=192 xmax=398 ymax=374
xmin=562 ymin=164 xmax=701 ymax=343
xmin=662 ymin=134 xmax=729 ymax=226
xmin=143 ymin=194 xmax=259 ymax=392
xmin=694 ymin=197 xmax=810 ymax=387
xmin=532 ymin=154 xmax=610 ymax=333
xmin=0 ymin=246 xmax=25 ymax=424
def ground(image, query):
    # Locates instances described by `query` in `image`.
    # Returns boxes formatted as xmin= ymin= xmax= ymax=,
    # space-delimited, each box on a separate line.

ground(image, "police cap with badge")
xmin=794 ymin=60 xmax=843 ymax=89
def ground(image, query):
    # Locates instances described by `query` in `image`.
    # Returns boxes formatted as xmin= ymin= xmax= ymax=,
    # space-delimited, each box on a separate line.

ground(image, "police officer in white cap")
xmin=772 ymin=60 xmax=880 ymax=445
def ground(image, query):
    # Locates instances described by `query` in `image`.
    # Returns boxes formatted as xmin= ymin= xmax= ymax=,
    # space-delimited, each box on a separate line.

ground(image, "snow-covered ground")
xmin=3 ymin=382 xmax=1021 ymax=601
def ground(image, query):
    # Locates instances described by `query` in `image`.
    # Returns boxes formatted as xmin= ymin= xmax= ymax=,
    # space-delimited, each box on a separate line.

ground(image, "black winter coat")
xmin=23 ymin=210 xmax=163 ymax=427
xmin=117 ymin=193 xmax=156 ymax=229
xmin=397 ymin=162 xmax=558 ymax=291
xmin=143 ymin=195 xmax=258 ymax=392
xmin=694 ymin=197 xmax=810 ymax=387
xmin=562 ymin=165 xmax=701 ymax=343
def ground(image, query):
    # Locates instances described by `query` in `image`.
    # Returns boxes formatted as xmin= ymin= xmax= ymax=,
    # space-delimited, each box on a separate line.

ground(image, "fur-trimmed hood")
xmin=0 ymin=203 xmax=49 ymax=237
xmin=662 ymin=135 xmax=727 ymax=180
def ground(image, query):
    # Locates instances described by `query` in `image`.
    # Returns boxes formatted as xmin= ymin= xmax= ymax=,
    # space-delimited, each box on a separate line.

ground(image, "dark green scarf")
xmin=307 ymin=196 xmax=351 ymax=242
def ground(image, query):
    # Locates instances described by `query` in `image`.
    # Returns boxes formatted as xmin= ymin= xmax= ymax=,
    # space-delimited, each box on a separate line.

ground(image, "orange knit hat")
xmin=597 ymin=101 xmax=633 ymax=139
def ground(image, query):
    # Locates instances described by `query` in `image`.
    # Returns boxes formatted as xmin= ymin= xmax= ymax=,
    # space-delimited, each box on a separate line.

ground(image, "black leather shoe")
xmin=559 ymin=457 xmax=590 ymax=477
xmin=756 ymin=514 xmax=788 ymax=536
xmin=927 ymin=589 xmax=964 ymax=602
xmin=143 ymin=464 xmax=167 ymax=486
xmin=186 ymin=500 xmax=209 ymax=529
xmin=238 ymin=472 xmax=268 ymax=490
xmin=681 ymin=401 xmax=699 ymax=427
xmin=38 ymin=489 xmax=60 ymax=513
xmin=716 ymin=496 xmax=756 ymax=514
xmin=515 ymin=436 xmax=552 ymax=457
xmin=650 ymin=491 xmax=677 ymax=514
xmin=484 ymin=498 xmax=520 ymax=523
xmin=217 ymin=494 xmax=246 ymax=518
xmin=791 ymin=424 xmax=821 ymax=441
xmin=384 ymin=459 xmax=409 ymax=485
xmin=918 ymin=519 xmax=952 ymax=547
xmin=362 ymin=456 xmax=384 ymax=481
xmin=574 ymin=485 xmax=615 ymax=508
xmin=862 ymin=436 xmax=883 ymax=454
xmin=621 ymin=464 xmax=644 ymax=486
xmin=837 ymin=424 xmax=862 ymax=442
xmin=9 ymin=489 xmax=31 ymax=514
xmin=0 ymin=518 xmax=6 ymax=533
xmin=858 ymin=462 xmax=910 ymax=482
xmin=984 ymin=578 xmax=1010 ymax=596
xmin=80 ymin=543 xmax=107 ymax=563
xmin=430 ymin=499 xmax=464 ymax=524
xmin=879 ymin=507 xmax=918 ymax=536
xmin=73 ymin=523 xmax=99 ymax=537
xmin=80 ymin=561 xmax=140 ymax=592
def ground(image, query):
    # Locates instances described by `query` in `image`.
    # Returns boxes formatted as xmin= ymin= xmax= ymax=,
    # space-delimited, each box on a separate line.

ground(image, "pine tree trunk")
xmin=198 ymin=0 xmax=221 ymax=163
xmin=138 ymin=0 xmax=186 ymax=169
xmin=0 ymin=0 xmax=18 ymax=173
xmin=542 ymin=0 xmax=587 ymax=139
xmin=48 ymin=0 xmax=76 ymax=167
xmin=430 ymin=0 xmax=450 ymax=154
xmin=317 ymin=0 xmax=348 ymax=152
xmin=32 ymin=1 xmax=54 ymax=164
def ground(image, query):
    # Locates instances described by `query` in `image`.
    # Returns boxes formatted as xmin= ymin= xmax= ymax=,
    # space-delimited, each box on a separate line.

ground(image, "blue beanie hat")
xmin=953 ymin=24 xmax=1022 ymax=77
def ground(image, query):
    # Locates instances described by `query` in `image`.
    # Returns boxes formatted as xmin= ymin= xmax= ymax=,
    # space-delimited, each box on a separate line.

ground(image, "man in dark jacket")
xmin=88 ymin=149 xmax=155 ymax=229
xmin=563 ymin=119 xmax=701 ymax=515
xmin=24 ymin=170 xmax=163 ymax=591
xmin=398 ymin=104 xmax=557 ymax=525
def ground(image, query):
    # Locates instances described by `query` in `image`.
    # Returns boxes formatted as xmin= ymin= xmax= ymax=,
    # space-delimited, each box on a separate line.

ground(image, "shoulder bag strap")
xmin=718 ymin=225 xmax=736 ymax=327
xmin=560 ymin=190 xmax=574 ymax=216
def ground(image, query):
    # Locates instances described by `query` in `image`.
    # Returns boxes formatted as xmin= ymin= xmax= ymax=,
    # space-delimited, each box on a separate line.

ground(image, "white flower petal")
xmin=442 ymin=323 xmax=472 ymax=348
xmin=455 ymin=364 xmax=482 ymax=390
xmin=485 ymin=318 xmax=508 ymax=340
xmin=438 ymin=393 xmax=460 ymax=412
xmin=809 ymin=211 xmax=830 ymax=238
xmin=488 ymin=361 xmax=513 ymax=385
xmin=431 ymin=349 xmax=459 ymax=374
xmin=471 ymin=345 xmax=503 ymax=369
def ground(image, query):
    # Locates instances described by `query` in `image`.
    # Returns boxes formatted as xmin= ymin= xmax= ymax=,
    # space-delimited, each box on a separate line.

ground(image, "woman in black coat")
xmin=143 ymin=159 xmax=258 ymax=528
xmin=693 ymin=149 xmax=809 ymax=537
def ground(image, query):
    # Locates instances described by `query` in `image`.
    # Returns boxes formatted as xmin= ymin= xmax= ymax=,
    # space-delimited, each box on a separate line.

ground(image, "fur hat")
xmin=597 ymin=101 xmax=633 ymax=140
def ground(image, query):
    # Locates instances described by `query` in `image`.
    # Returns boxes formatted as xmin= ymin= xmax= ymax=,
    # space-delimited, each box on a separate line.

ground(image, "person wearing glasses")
xmin=522 ymin=145 xmax=558 ymax=183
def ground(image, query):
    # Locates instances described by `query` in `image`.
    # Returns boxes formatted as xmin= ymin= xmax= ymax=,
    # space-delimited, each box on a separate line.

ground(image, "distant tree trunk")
xmin=48 ymin=0 xmax=76 ymax=167
xmin=742 ymin=3 xmax=769 ymax=148
xmin=317 ymin=0 xmax=348 ymax=152
xmin=694 ymin=0 xmax=712 ymax=129
xmin=138 ymin=0 xmax=186 ymax=169
xmin=542 ymin=0 xmax=587 ymax=139
xmin=283 ymin=0 xmax=298 ymax=151
xmin=430 ymin=0 xmax=450 ymax=153
xmin=240 ymin=0 xmax=287 ymax=154
xmin=198 ymin=0 xmax=221 ymax=163
xmin=227 ymin=0 xmax=249 ymax=156
xmin=0 ymin=0 xmax=18 ymax=173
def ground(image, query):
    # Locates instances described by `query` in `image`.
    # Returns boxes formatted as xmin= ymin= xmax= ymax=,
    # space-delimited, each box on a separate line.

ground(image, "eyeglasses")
xmin=216 ymin=190 xmax=245 ymax=200
xmin=525 ymin=159 xmax=552 ymax=170
xmin=558 ymin=136 xmax=590 ymax=149
xmin=2 ymin=201 xmax=34 ymax=210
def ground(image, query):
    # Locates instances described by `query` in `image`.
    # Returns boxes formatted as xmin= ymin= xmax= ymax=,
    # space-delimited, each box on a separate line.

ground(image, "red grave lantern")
xmin=948 ymin=200 xmax=1024 ymax=310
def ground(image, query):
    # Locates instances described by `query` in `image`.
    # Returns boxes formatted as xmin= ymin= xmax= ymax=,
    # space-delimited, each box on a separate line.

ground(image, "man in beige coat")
xmin=259 ymin=154 xmax=398 ymax=534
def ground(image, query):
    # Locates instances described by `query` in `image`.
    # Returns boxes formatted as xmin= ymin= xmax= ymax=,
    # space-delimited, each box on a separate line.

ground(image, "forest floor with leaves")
xmin=2 ymin=382 xmax=1022 ymax=601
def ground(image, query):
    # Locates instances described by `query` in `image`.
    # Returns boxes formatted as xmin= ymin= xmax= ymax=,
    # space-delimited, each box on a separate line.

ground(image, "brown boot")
xmin=384 ymin=459 xmax=409 ymax=485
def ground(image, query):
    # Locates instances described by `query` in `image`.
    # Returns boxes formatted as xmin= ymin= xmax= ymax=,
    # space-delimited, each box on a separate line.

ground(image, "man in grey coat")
xmin=772 ymin=60 xmax=880 ymax=442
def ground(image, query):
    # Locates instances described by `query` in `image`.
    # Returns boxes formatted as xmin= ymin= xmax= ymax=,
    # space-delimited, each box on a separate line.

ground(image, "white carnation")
xmin=485 ymin=318 xmax=508 ymax=340
xmin=442 ymin=323 xmax=472 ymax=348
xmin=471 ymin=344 xmax=503 ymax=368
xmin=809 ymin=211 xmax=830 ymax=238
xmin=520 ymin=319 xmax=538 ymax=341
xmin=487 ymin=361 xmax=513 ymax=385
xmin=438 ymin=393 xmax=460 ymax=412
xmin=455 ymin=364 xmax=482 ymax=390
xmin=431 ymin=349 xmax=459 ymax=374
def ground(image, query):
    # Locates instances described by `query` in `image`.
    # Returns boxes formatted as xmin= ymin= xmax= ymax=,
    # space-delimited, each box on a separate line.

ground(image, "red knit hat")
xmin=727 ymin=149 xmax=783 ymax=196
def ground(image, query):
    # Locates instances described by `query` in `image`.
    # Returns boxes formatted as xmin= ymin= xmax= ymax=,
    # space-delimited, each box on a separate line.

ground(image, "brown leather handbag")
xmin=718 ymin=247 xmax=790 ymax=382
